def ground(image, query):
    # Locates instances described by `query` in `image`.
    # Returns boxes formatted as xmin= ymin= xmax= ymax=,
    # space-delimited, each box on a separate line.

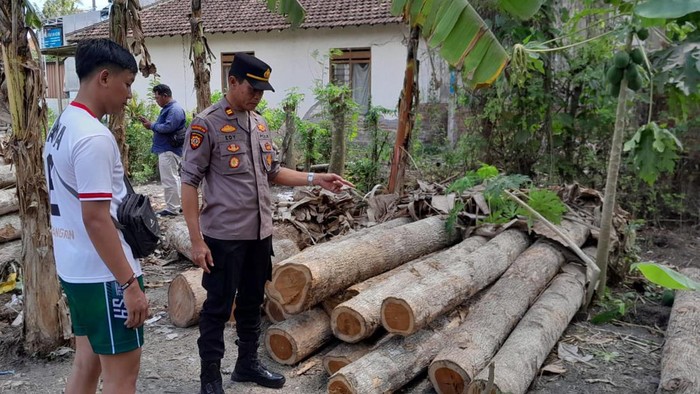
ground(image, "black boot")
xmin=231 ymin=340 xmax=285 ymax=389
xmin=200 ymin=360 xmax=225 ymax=394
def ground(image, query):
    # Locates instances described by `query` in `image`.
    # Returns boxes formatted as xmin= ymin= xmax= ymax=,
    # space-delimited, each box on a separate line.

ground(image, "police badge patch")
xmin=220 ymin=125 xmax=237 ymax=133
xmin=229 ymin=156 xmax=240 ymax=168
xmin=190 ymin=132 xmax=204 ymax=150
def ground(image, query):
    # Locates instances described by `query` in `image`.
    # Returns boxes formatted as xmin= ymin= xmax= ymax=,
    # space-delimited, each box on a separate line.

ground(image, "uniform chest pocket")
xmin=259 ymin=140 xmax=275 ymax=172
xmin=218 ymin=142 xmax=248 ymax=175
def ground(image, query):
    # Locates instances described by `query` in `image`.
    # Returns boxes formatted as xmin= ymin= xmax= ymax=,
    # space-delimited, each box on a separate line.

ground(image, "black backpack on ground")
xmin=114 ymin=176 xmax=161 ymax=258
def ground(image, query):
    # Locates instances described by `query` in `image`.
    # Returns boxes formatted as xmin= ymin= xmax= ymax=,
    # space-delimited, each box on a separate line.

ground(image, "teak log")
xmin=0 ymin=214 xmax=21 ymax=243
xmin=323 ymin=343 xmax=372 ymax=376
xmin=658 ymin=267 xmax=700 ymax=394
xmin=328 ymin=316 xmax=458 ymax=394
xmin=264 ymin=307 xmax=332 ymax=365
xmin=270 ymin=216 xmax=459 ymax=314
xmin=168 ymin=269 xmax=210 ymax=328
xmin=429 ymin=222 xmax=590 ymax=394
xmin=264 ymin=297 xmax=292 ymax=324
xmin=0 ymin=165 xmax=16 ymax=188
xmin=467 ymin=264 xmax=587 ymax=394
xmin=332 ymin=236 xmax=488 ymax=343
xmin=0 ymin=188 xmax=18 ymax=216
xmin=381 ymin=230 xmax=530 ymax=336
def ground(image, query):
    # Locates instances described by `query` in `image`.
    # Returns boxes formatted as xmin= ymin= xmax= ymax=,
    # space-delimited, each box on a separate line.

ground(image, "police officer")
xmin=181 ymin=53 xmax=353 ymax=394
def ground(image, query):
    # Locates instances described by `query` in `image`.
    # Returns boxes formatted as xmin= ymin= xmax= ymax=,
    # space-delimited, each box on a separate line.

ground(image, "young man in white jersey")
xmin=43 ymin=38 xmax=149 ymax=394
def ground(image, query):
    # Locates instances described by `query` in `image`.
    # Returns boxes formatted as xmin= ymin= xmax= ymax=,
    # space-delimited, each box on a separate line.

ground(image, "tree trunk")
xmin=323 ymin=335 xmax=386 ymax=375
xmin=268 ymin=216 xmax=460 ymax=314
xmin=0 ymin=187 xmax=18 ymax=215
xmin=595 ymin=33 xmax=634 ymax=296
xmin=264 ymin=297 xmax=292 ymax=324
xmin=381 ymin=230 xmax=530 ymax=336
xmin=657 ymin=267 xmax=700 ymax=394
xmin=332 ymin=236 xmax=488 ymax=343
xmin=190 ymin=0 xmax=212 ymax=113
xmin=281 ymin=102 xmax=296 ymax=169
xmin=0 ymin=0 xmax=66 ymax=353
xmin=428 ymin=224 xmax=590 ymax=394
xmin=388 ymin=25 xmax=420 ymax=194
xmin=0 ymin=164 xmax=16 ymax=188
xmin=264 ymin=307 xmax=332 ymax=365
xmin=168 ymin=269 xmax=209 ymax=327
xmin=0 ymin=239 xmax=20 ymax=264
xmin=328 ymin=315 xmax=458 ymax=394
xmin=467 ymin=264 xmax=587 ymax=394
xmin=0 ymin=213 xmax=20 ymax=242
xmin=108 ymin=0 xmax=130 ymax=169
xmin=328 ymin=95 xmax=348 ymax=177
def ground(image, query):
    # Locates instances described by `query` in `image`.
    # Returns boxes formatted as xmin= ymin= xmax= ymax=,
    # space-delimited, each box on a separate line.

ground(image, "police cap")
xmin=229 ymin=52 xmax=275 ymax=92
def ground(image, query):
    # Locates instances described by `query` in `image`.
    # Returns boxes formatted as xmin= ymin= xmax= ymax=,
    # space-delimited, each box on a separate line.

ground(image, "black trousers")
xmin=197 ymin=235 xmax=273 ymax=361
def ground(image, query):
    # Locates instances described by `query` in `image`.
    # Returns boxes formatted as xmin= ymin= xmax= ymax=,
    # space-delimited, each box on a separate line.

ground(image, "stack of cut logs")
xmin=263 ymin=215 xmax=595 ymax=394
xmin=0 ymin=163 xmax=20 ymax=282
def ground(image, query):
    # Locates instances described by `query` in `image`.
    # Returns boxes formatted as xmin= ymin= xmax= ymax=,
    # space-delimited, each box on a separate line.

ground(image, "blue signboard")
xmin=43 ymin=27 xmax=63 ymax=49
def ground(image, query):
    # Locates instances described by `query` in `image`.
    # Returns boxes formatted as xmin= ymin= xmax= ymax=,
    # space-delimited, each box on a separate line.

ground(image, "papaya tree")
xmin=0 ymin=0 xmax=66 ymax=353
xmin=266 ymin=0 xmax=547 ymax=192
xmin=109 ymin=0 xmax=156 ymax=171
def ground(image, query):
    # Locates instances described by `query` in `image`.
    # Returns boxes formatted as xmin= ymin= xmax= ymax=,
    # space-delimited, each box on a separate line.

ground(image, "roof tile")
xmin=68 ymin=0 xmax=402 ymax=41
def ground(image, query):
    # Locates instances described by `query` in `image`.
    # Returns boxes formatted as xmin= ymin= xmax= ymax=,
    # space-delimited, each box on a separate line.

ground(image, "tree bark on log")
xmin=658 ymin=267 xmax=700 ymax=394
xmin=328 ymin=315 xmax=459 ymax=394
xmin=0 ymin=188 xmax=18 ymax=215
xmin=0 ymin=165 xmax=16 ymax=188
xmin=323 ymin=343 xmax=372 ymax=376
xmin=264 ymin=307 xmax=332 ymax=365
xmin=270 ymin=216 xmax=459 ymax=314
xmin=467 ymin=264 xmax=587 ymax=394
xmin=332 ymin=236 xmax=488 ymax=343
xmin=428 ymin=222 xmax=590 ymax=394
xmin=0 ymin=239 xmax=20 ymax=264
xmin=381 ymin=230 xmax=531 ymax=336
xmin=0 ymin=214 xmax=21 ymax=243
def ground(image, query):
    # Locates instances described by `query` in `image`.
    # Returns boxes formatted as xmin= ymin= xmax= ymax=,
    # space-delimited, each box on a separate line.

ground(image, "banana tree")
xmin=266 ymin=0 xmax=546 ymax=192
xmin=109 ymin=0 xmax=156 ymax=172
xmin=190 ymin=0 xmax=214 ymax=113
xmin=0 ymin=0 xmax=67 ymax=354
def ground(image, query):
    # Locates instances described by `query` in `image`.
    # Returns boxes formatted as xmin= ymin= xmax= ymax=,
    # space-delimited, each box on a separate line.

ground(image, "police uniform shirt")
xmin=181 ymin=98 xmax=280 ymax=240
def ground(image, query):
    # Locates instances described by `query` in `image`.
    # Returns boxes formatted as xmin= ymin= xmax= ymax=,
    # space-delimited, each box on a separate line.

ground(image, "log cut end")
xmin=381 ymin=297 xmax=415 ymax=335
xmin=264 ymin=298 xmax=289 ymax=324
xmin=265 ymin=329 xmax=297 ymax=365
xmin=467 ymin=379 xmax=504 ymax=393
xmin=328 ymin=375 xmax=356 ymax=394
xmin=168 ymin=272 xmax=198 ymax=328
xmin=272 ymin=264 xmax=310 ymax=314
xmin=323 ymin=357 xmax=351 ymax=375
xmin=331 ymin=307 xmax=366 ymax=343
xmin=429 ymin=360 xmax=471 ymax=394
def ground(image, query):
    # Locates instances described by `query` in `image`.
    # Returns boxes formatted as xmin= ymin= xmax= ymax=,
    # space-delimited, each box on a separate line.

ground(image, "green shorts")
xmin=60 ymin=276 xmax=145 ymax=355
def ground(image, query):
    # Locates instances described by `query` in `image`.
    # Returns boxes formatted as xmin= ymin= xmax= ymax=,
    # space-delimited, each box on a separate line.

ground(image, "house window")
xmin=221 ymin=52 xmax=255 ymax=92
xmin=330 ymin=48 xmax=371 ymax=112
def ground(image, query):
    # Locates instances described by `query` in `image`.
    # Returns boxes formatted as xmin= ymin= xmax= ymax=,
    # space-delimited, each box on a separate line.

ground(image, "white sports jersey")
xmin=43 ymin=102 xmax=142 ymax=283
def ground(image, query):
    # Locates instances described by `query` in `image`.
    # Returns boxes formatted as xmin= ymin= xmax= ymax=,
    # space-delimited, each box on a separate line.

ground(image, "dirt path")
xmin=0 ymin=183 xmax=697 ymax=393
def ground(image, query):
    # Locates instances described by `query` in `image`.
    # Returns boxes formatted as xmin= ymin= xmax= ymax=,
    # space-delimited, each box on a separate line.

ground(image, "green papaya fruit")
xmin=630 ymin=48 xmax=644 ymax=65
xmin=613 ymin=51 xmax=630 ymax=69
xmin=637 ymin=28 xmax=649 ymax=41
xmin=606 ymin=66 xmax=624 ymax=85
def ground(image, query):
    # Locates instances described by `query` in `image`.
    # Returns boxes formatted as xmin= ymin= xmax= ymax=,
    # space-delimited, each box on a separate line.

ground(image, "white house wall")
xmin=129 ymin=24 xmax=446 ymax=117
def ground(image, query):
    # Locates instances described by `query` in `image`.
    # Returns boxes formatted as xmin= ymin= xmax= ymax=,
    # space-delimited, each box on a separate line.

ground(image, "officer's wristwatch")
xmin=307 ymin=172 xmax=315 ymax=186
